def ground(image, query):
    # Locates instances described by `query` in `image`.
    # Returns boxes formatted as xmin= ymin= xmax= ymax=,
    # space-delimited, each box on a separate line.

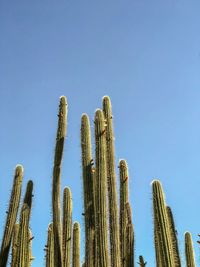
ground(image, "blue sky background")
xmin=1 ymin=0 xmax=200 ymax=266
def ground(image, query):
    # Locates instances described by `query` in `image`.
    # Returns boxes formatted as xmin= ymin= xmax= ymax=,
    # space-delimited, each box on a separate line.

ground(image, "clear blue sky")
xmin=0 ymin=1 xmax=200 ymax=266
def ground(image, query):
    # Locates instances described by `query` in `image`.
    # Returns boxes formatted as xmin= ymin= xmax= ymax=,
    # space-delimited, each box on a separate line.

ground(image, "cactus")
xmin=94 ymin=109 xmax=109 ymax=267
xmin=166 ymin=206 xmax=181 ymax=267
xmin=63 ymin=187 xmax=72 ymax=267
xmin=138 ymin=256 xmax=147 ymax=266
xmin=11 ymin=224 xmax=19 ymax=267
xmin=28 ymin=229 xmax=34 ymax=266
xmin=0 ymin=165 xmax=23 ymax=267
xmin=52 ymin=96 xmax=67 ymax=267
xmin=81 ymin=114 xmax=96 ymax=267
xmin=119 ymin=159 xmax=129 ymax=267
xmin=125 ymin=202 xmax=134 ymax=267
xmin=185 ymin=232 xmax=196 ymax=267
xmin=152 ymin=180 xmax=174 ymax=267
xmin=72 ymin=222 xmax=80 ymax=267
xmin=46 ymin=223 xmax=54 ymax=267
xmin=102 ymin=96 xmax=121 ymax=267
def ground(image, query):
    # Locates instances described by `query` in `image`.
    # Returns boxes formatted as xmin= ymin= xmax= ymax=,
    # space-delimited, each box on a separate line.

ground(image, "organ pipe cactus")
xmin=81 ymin=114 xmax=96 ymax=267
xmin=152 ymin=180 xmax=174 ymax=267
xmin=94 ymin=109 xmax=109 ymax=267
xmin=138 ymin=256 xmax=147 ymax=267
xmin=125 ymin=202 xmax=134 ymax=267
xmin=119 ymin=159 xmax=129 ymax=267
xmin=11 ymin=224 xmax=19 ymax=267
xmin=46 ymin=223 xmax=54 ymax=267
xmin=72 ymin=222 xmax=80 ymax=267
xmin=102 ymin=96 xmax=121 ymax=267
xmin=166 ymin=206 xmax=181 ymax=267
xmin=0 ymin=165 xmax=23 ymax=267
xmin=52 ymin=96 xmax=67 ymax=267
xmin=63 ymin=187 xmax=72 ymax=267
xmin=185 ymin=232 xmax=196 ymax=267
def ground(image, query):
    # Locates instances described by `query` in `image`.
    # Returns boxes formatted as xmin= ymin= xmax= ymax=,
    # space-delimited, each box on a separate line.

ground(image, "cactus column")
xmin=46 ymin=223 xmax=54 ymax=267
xmin=94 ymin=109 xmax=109 ymax=267
xmin=72 ymin=222 xmax=80 ymax=267
xmin=0 ymin=165 xmax=23 ymax=267
xmin=185 ymin=232 xmax=196 ymax=267
xmin=52 ymin=96 xmax=67 ymax=267
xmin=152 ymin=180 xmax=175 ymax=267
xmin=81 ymin=114 xmax=96 ymax=267
xmin=102 ymin=96 xmax=121 ymax=267
xmin=138 ymin=256 xmax=147 ymax=267
xmin=125 ymin=202 xmax=134 ymax=267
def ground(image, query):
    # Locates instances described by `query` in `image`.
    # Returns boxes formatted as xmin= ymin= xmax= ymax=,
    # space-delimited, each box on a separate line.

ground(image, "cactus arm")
xmin=81 ymin=114 xmax=96 ymax=267
xmin=94 ymin=109 xmax=109 ymax=267
xmin=125 ymin=202 xmax=134 ymax=267
xmin=72 ymin=222 xmax=80 ymax=267
xmin=63 ymin=187 xmax=72 ymax=267
xmin=102 ymin=96 xmax=121 ymax=267
xmin=11 ymin=224 xmax=19 ymax=267
xmin=52 ymin=96 xmax=67 ymax=267
xmin=46 ymin=223 xmax=54 ymax=267
xmin=185 ymin=232 xmax=196 ymax=267
xmin=138 ymin=255 xmax=147 ymax=267
xmin=0 ymin=165 xmax=23 ymax=267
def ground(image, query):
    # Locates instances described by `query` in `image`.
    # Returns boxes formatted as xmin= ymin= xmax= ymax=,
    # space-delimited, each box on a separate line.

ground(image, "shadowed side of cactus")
xmin=11 ymin=224 xmax=19 ymax=267
xmin=166 ymin=206 xmax=181 ymax=267
xmin=125 ymin=202 xmax=134 ymax=267
xmin=119 ymin=160 xmax=129 ymax=267
xmin=94 ymin=109 xmax=109 ymax=267
xmin=102 ymin=96 xmax=121 ymax=267
xmin=0 ymin=165 xmax=23 ymax=267
xmin=152 ymin=180 xmax=174 ymax=267
xmin=28 ymin=229 xmax=34 ymax=267
xmin=185 ymin=232 xmax=196 ymax=267
xmin=138 ymin=256 xmax=147 ymax=267
xmin=46 ymin=223 xmax=54 ymax=267
xmin=81 ymin=114 xmax=96 ymax=267
xmin=52 ymin=96 xmax=67 ymax=267
xmin=63 ymin=187 xmax=72 ymax=267
xmin=72 ymin=222 xmax=80 ymax=267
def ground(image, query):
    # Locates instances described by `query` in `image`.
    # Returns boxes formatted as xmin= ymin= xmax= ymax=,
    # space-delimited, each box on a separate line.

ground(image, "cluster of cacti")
xmin=0 ymin=96 xmax=198 ymax=267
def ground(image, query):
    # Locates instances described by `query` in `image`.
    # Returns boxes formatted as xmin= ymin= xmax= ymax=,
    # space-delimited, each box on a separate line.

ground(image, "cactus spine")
xmin=0 ymin=165 xmax=23 ymax=267
xmin=138 ymin=256 xmax=147 ymax=267
xmin=125 ymin=202 xmax=134 ymax=267
xmin=81 ymin=114 xmax=96 ymax=267
xmin=119 ymin=160 xmax=129 ymax=267
xmin=46 ymin=223 xmax=54 ymax=267
xmin=63 ymin=187 xmax=72 ymax=267
xmin=185 ymin=232 xmax=196 ymax=267
xmin=166 ymin=206 xmax=181 ymax=267
xmin=72 ymin=222 xmax=80 ymax=267
xmin=102 ymin=96 xmax=121 ymax=267
xmin=94 ymin=109 xmax=109 ymax=267
xmin=52 ymin=96 xmax=67 ymax=267
xmin=152 ymin=180 xmax=174 ymax=267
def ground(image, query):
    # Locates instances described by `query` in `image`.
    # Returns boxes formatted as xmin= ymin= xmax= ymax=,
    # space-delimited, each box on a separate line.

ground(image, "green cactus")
xmin=46 ymin=223 xmax=54 ymax=267
xmin=138 ymin=256 xmax=147 ymax=266
xmin=166 ymin=206 xmax=181 ymax=267
xmin=94 ymin=109 xmax=109 ymax=267
xmin=102 ymin=96 xmax=121 ymax=267
xmin=28 ymin=229 xmax=34 ymax=266
xmin=125 ymin=202 xmax=134 ymax=267
xmin=72 ymin=222 xmax=80 ymax=267
xmin=119 ymin=159 xmax=129 ymax=267
xmin=152 ymin=180 xmax=174 ymax=267
xmin=52 ymin=96 xmax=67 ymax=267
xmin=11 ymin=224 xmax=19 ymax=267
xmin=81 ymin=114 xmax=96 ymax=267
xmin=0 ymin=165 xmax=23 ymax=267
xmin=63 ymin=187 xmax=72 ymax=267
xmin=185 ymin=232 xmax=196 ymax=267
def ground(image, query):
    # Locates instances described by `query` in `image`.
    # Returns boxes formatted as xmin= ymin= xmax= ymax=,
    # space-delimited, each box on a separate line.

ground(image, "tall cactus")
xmin=94 ymin=109 xmax=109 ymax=267
xmin=166 ymin=206 xmax=181 ymax=267
xmin=11 ymin=224 xmax=19 ymax=267
xmin=46 ymin=223 xmax=54 ymax=267
xmin=63 ymin=187 xmax=72 ymax=267
xmin=102 ymin=96 xmax=121 ymax=267
xmin=72 ymin=222 xmax=80 ymax=267
xmin=125 ymin=202 xmax=134 ymax=267
xmin=152 ymin=180 xmax=174 ymax=267
xmin=138 ymin=256 xmax=147 ymax=267
xmin=0 ymin=165 xmax=23 ymax=267
xmin=81 ymin=114 xmax=96 ymax=267
xmin=28 ymin=229 xmax=34 ymax=267
xmin=52 ymin=96 xmax=67 ymax=267
xmin=119 ymin=159 xmax=129 ymax=266
xmin=185 ymin=232 xmax=196 ymax=267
